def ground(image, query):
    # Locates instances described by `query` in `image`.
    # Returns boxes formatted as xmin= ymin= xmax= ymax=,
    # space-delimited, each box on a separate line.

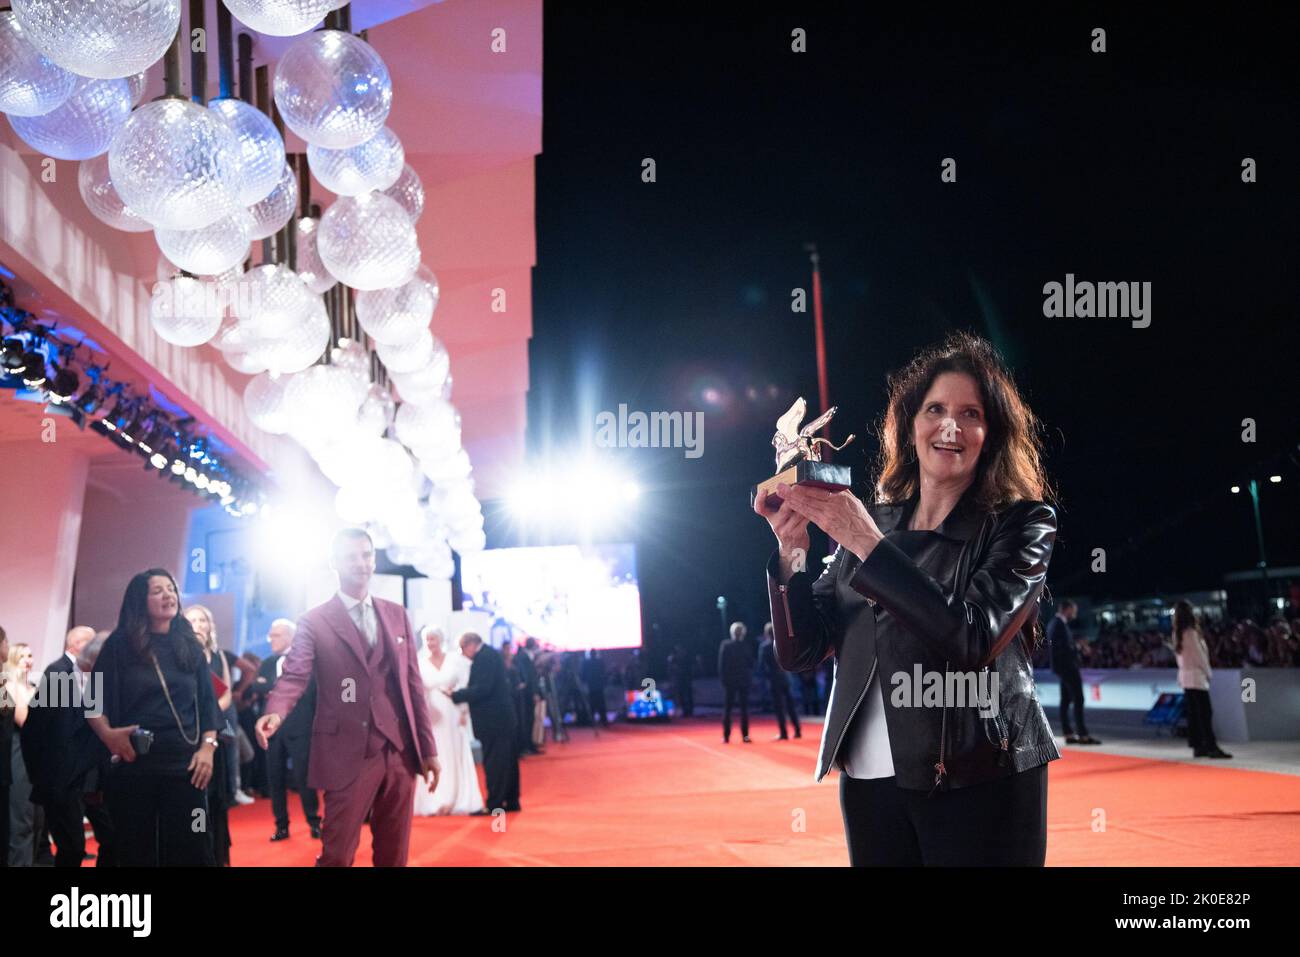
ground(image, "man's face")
xmin=332 ymin=534 xmax=376 ymax=596
xmin=461 ymin=639 xmax=481 ymax=659
xmin=67 ymin=627 xmax=94 ymax=656
xmin=268 ymin=622 xmax=294 ymax=656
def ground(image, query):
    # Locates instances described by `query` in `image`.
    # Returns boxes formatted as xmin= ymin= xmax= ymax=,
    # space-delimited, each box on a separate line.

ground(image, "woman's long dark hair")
xmin=1172 ymin=600 xmax=1197 ymax=654
xmin=874 ymin=331 xmax=1054 ymax=511
xmin=115 ymin=568 xmax=201 ymax=672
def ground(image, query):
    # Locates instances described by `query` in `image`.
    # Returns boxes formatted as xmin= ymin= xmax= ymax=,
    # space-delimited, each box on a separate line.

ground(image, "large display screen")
xmin=458 ymin=544 xmax=641 ymax=651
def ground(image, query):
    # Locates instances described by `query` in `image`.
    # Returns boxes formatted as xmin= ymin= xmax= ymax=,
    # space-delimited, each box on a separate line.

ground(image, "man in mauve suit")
xmin=256 ymin=528 xmax=440 ymax=866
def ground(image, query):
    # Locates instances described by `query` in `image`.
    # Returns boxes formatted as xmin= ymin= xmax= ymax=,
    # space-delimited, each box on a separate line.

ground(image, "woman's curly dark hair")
xmin=873 ymin=330 xmax=1054 ymax=511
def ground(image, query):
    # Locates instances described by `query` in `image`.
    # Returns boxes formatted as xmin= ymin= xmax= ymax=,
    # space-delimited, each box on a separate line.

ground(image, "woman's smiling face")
xmin=912 ymin=371 xmax=987 ymax=486
xmin=147 ymin=575 xmax=179 ymax=627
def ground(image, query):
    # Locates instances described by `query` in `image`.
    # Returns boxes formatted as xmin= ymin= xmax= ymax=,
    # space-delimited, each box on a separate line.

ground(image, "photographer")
xmin=88 ymin=569 xmax=221 ymax=867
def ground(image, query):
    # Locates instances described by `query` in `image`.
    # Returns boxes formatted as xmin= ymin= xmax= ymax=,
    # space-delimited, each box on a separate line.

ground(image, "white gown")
xmin=413 ymin=650 xmax=485 ymax=816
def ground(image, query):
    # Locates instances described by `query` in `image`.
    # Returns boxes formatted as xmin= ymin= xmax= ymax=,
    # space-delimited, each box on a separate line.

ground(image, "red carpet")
xmin=210 ymin=718 xmax=1300 ymax=866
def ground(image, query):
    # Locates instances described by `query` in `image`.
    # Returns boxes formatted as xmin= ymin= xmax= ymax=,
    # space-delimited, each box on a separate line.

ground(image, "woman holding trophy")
xmin=753 ymin=332 xmax=1060 ymax=866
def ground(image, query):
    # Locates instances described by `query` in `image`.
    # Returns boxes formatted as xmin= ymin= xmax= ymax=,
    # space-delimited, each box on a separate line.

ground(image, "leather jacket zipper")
xmin=929 ymin=658 xmax=949 ymax=796
xmin=830 ymin=655 xmax=877 ymax=773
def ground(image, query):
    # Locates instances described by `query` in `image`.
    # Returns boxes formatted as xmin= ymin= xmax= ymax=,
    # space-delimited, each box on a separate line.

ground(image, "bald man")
xmin=20 ymin=626 xmax=103 ymax=867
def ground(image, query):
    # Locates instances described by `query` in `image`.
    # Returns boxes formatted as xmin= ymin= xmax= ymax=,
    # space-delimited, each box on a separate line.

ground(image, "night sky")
xmin=513 ymin=3 xmax=1299 ymax=668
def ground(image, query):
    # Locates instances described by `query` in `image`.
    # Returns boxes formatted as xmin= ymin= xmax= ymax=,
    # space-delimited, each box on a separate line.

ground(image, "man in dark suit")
xmin=20 ymin=627 xmax=113 ymax=867
xmin=448 ymin=633 xmax=520 ymax=813
xmin=718 ymin=622 xmax=755 ymax=743
xmin=581 ymin=649 xmax=608 ymax=726
xmin=250 ymin=618 xmax=321 ymax=841
xmin=1048 ymin=599 xmax=1101 ymax=745
xmin=512 ymin=638 xmax=544 ymax=755
xmin=759 ymin=622 xmax=801 ymax=741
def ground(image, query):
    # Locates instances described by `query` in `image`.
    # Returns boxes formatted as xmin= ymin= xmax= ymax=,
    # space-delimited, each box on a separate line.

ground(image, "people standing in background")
xmin=799 ymin=666 xmax=820 ymax=717
xmin=19 ymin=626 xmax=105 ymax=867
xmin=89 ymin=569 xmax=220 ymax=867
xmin=668 ymin=644 xmax=695 ymax=718
xmin=0 ymin=626 xmax=12 ymax=866
xmin=1048 ymin=600 xmax=1100 ymax=745
xmin=536 ymin=649 xmax=568 ymax=743
xmin=582 ymin=650 xmax=608 ymax=726
xmin=414 ymin=627 xmax=483 ymax=816
xmin=718 ymin=622 xmax=754 ymax=744
xmin=5 ymin=641 xmax=37 ymax=865
xmin=252 ymin=619 xmax=320 ymax=841
xmin=759 ymin=623 xmax=801 ymax=741
xmin=449 ymin=633 xmax=519 ymax=814
xmin=185 ymin=605 xmax=234 ymax=865
xmin=1173 ymin=600 xmax=1231 ymax=759
xmin=515 ymin=639 xmax=544 ymax=755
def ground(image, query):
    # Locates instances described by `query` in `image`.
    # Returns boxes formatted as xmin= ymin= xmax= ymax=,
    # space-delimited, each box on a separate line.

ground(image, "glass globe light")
xmin=273 ymin=30 xmax=391 ymax=149
xmin=356 ymin=383 xmax=395 ymax=436
xmin=78 ymin=153 xmax=153 ymax=232
xmin=127 ymin=71 xmax=147 ymax=106
xmin=381 ymin=163 xmax=424 ymax=223
xmin=109 ymin=97 xmax=243 ymax=230
xmin=236 ymin=264 xmax=314 ymax=336
xmin=155 ymin=207 xmax=253 ymax=275
xmin=7 ymin=75 xmax=131 ymax=160
xmin=388 ymin=340 xmax=450 ymax=403
xmin=246 ymin=161 xmax=298 ymax=239
xmin=448 ymin=526 xmax=486 ymax=555
xmin=421 ymin=447 xmax=472 ymax=484
xmin=355 ymin=272 xmax=434 ymax=345
xmin=208 ymin=98 xmax=284 ymax=205
xmin=284 ymin=364 xmax=365 ymax=439
xmin=317 ymin=191 xmax=418 ymax=291
xmin=413 ymin=540 xmax=456 ymax=580
xmin=150 ymin=275 xmax=224 ymax=347
xmin=259 ymin=298 xmax=329 ymax=374
xmin=12 ymin=0 xmax=180 ymax=80
xmin=222 ymin=0 xmax=334 ymax=37
xmin=243 ymin=370 xmax=297 ymax=434
xmin=376 ymin=329 xmax=436 ymax=375
xmin=416 ymin=264 xmax=440 ymax=304
xmin=330 ymin=337 xmax=370 ymax=382
xmin=335 ymin=484 xmax=381 ymax=525
xmin=293 ymin=216 xmax=336 ymax=294
xmin=222 ymin=344 xmax=270 ymax=374
xmin=156 ymin=253 xmax=182 ymax=281
xmin=0 ymin=11 xmax=76 ymax=117
xmin=394 ymin=397 xmax=460 ymax=451
xmin=307 ymin=125 xmax=404 ymax=196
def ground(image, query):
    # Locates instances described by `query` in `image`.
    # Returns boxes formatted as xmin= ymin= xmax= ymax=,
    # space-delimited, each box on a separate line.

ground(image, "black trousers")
xmin=479 ymin=728 xmax=520 ymax=811
xmin=84 ymin=796 xmax=115 ymax=867
xmin=675 ymin=679 xmax=694 ymax=717
xmin=516 ymin=690 xmax=536 ymax=750
xmin=588 ymin=687 xmax=608 ymax=724
xmin=1183 ymin=688 xmax=1219 ymax=752
xmin=722 ymin=685 xmax=749 ymax=740
xmin=769 ymin=679 xmax=801 ymax=738
xmin=1057 ymin=670 xmax=1088 ymax=736
xmin=267 ymin=734 xmax=320 ymax=830
xmin=41 ymin=790 xmax=88 ymax=867
xmin=106 ymin=770 xmax=216 ymax=867
xmin=840 ymin=765 xmax=1048 ymax=866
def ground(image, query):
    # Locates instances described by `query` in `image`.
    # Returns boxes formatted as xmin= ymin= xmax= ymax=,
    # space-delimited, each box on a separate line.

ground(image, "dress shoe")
xmin=270 ymin=828 xmax=290 ymax=842
xmin=1065 ymin=734 xmax=1081 ymax=744
xmin=773 ymin=734 xmax=789 ymax=741
xmin=469 ymin=809 xmax=491 ymax=816
xmin=1208 ymin=748 xmax=1233 ymax=759
xmin=794 ymin=730 xmax=802 ymax=739
xmin=742 ymin=735 xmax=752 ymax=743
xmin=1078 ymin=735 xmax=1102 ymax=745
xmin=722 ymin=737 xmax=730 ymax=744
xmin=504 ymin=803 xmax=522 ymax=812
xmin=233 ymin=790 xmax=255 ymax=806
xmin=310 ymin=823 xmax=322 ymax=839
xmin=527 ymin=747 xmax=545 ymax=755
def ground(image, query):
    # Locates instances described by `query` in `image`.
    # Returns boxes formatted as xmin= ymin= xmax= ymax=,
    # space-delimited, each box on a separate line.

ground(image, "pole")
xmin=1247 ymin=478 xmax=1269 ymax=584
xmin=808 ymin=244 xmax=830 ymax=438
xmin=188 ymin=0 xmax=207 ymax=104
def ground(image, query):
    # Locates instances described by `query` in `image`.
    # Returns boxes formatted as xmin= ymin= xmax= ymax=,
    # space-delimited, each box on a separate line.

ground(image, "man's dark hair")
xmin=1058 ymin=599 xmax=1077 ymax=612
xmin=525 ymin=637 xmax=538 ymax=651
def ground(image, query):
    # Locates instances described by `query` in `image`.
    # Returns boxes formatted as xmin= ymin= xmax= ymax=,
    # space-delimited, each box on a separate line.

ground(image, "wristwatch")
xmin=202 ymin=735 xmax=219 ymax=748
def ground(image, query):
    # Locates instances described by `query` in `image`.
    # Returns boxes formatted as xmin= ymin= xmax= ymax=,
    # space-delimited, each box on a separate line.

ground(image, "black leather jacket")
xmin=766 ymin=485 xmax=1060 ymax=792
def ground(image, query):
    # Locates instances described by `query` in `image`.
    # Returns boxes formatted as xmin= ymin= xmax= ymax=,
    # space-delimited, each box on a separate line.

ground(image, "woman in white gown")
xmin=413 ymin=627 xmax=485 ymax=816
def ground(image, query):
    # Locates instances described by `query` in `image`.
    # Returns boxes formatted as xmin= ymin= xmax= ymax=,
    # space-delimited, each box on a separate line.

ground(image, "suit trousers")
xmin=840 ymin=764 xmax=1048 ymax=866
xmin=479 ymin=728 xmax=520 ymax=811
xmin=769 ymin=679 xmax=801 ymax=738
xmin=318 ymin=742 xmax=414 ymax=867
xmin=1183 ymin=688 xmax=1219 ymax=752
xmin=722 ymin=685 xmax=749 ymax=740
xmin=106 ymin=771 xmax=216 ymax=867
xmin=1057 ymin=669 xmax=1088 ymax=736
xmin=41 ymin=790 xmax=87 ymax=868
xmin=267 ymin=733 xmax=320 ymax=830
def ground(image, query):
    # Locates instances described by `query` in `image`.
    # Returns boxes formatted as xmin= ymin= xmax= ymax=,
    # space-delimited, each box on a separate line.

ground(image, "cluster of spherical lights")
xmin=0 ymin=0 xmax=482 ymax=574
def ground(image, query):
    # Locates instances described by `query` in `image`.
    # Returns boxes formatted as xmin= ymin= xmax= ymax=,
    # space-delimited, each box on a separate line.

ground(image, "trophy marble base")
xmin=750 ymin=460 xmax=852 ymax=511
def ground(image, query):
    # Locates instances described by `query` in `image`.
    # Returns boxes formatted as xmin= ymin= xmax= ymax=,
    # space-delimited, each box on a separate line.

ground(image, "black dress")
xmin=205 ymin=651 xmax=232 ymax=866
xmin=93 ymin=630 xmax=220 ymax=866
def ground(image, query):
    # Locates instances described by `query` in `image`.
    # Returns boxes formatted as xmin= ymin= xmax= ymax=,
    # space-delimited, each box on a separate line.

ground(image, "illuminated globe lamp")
xmin=221 ymin=0 xmax=335 ymax=37
xmin=0 ymin=11 xmax=76 ymax=117
xmin=294 ymin=216 xmax=336 ymax=294
xmin=381 ymin=163 xmax=424 ymax=224
xmin=394 ymin=397 xmax=460 ymax=453
xmin=149 ymin=275 xmax=224 ymax=347
xmin=413 ymin=540 xmax=456 ymax=580
xmin=236 ymin=264 xmax=315 ymax=337
xmin=416 ymin=264 xmax=440 ymax=305
xmin=273 ymin=29 xmax=391 ymax=149
xmin=109 ymin=97 xmax=244 ymax=231
xmin=7 ymin=75 xmax=131 ymax=160
xmin=356 ymin=383 xmax=396 ymax=436
xmin=330 ymin=337 xmax=371 ymax=383
xmin=243 ymin=370 xmax=296 ymax=434
xmin=208 ymin=98 xmax=285 ymax=205
xmin=375 ymin=329 xmax=436 ymax=376
xmin=317 ymin=191 xmax=419 ymax=291
xmin=421 ymin=446 xmax=472 ymax=484
xmin=448 ymin=525 xmax=486 ymax=555
xmin=307 ymin=125 xmax=404 ymax=196
xmin=11 ymin=0 xmax=180 ymax=80
xmin=247 ymin=161 xmax=298 ymax=240
xmin=284 ymin=364 xmax=365 ymax=442
xmin=78 ymin=153 xmax=153 ymax=232
xmin=155 ymin=206 xmax=254 ymax=275
xmin=127 ymin=71 xmax=148 ymax=106
xmin=260 ymin=297 xmax=329 ymax=374
xmin=355 ymin=271 xmax=434 ymax=345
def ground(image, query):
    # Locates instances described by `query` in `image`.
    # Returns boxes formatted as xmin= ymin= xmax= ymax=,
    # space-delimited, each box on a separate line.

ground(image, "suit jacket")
xmin=514 ymin=649 xmax=540 ymax=696
xmin=717 ymin=639 xmax=754 ymax=688
xmin=265 ymin=594 xmax=436 ymax=792
xmin=451 ymin=645 xmax=516 ymax=736
xmin=20 ymin=656 xmax=104 ymax=804
xmin=1047 ymin=616 xmax=1079 ymax=674
xmin=256 ymin=654 xmax=317 ymax=739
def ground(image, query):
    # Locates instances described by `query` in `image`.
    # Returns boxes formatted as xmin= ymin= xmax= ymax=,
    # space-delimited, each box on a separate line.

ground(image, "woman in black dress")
xmin=88 ymin=569 xmax=220 ymax=866
xmin=755 ymin=332 xmax=1059 ymax=866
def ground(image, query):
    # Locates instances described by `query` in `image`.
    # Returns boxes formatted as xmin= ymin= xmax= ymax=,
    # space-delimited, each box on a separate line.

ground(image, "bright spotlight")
xmin=1269 ymin=475 xmax=1282 ymax=483
xmin=1230 ymin=485 xmax=1240 ymax=494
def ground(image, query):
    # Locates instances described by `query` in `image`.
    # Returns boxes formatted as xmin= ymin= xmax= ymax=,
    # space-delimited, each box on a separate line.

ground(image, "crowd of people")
xmin=1037 ymin=616 xmax=1300 ymax=670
